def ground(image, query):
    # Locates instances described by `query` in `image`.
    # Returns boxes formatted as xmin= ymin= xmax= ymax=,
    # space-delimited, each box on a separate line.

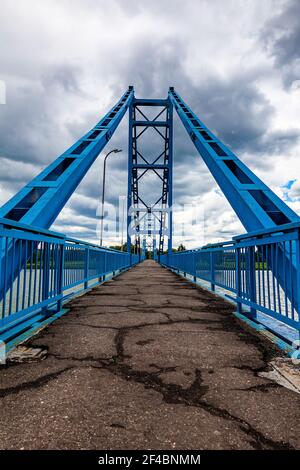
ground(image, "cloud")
xmin=174 ymin=73 xmax=300 ymax=156
xmin=286 ymin=179 xmax=300 ymax=200
xmin=41 ymin=64 xmax=82 ymax=93
xmin=261 ymin=0 xmax=300 ymax=89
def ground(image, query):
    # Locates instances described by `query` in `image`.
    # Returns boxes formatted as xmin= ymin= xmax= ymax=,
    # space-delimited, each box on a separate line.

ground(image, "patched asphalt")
xmin=0 ymin=260 xmax=299 ymax=450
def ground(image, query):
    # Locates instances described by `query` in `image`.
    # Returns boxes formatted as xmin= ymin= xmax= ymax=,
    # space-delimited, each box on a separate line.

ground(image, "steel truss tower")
xmin=127 ymin=96 xmax=173 ymax=260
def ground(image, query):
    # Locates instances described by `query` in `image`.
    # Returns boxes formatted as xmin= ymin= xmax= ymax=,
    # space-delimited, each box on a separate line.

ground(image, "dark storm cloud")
xmin=169 ymin=71 xmax=300 ymax=159
xmin=68 ymin=197 xmax=99 ymax=220
xmin=0 ymin=78 xmax=75 ymax=164
xmin=261 ymin=0 xmax=300 ymax=88
xmin=41 ymin=64 xmax=82 ymax=93
xmin=111 ymin=36 xmax=299 ymax=157
xmin=0 ymin=157 xmax=40 ymax=185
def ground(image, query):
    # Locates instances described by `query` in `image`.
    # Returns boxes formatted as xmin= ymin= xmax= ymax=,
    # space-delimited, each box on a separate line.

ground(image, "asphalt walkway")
xmin=0 ymin=260 xmax=299 ymax=450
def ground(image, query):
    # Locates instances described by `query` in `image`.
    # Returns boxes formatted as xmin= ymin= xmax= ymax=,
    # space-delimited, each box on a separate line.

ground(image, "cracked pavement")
xmin=0 ymin=260 xmax=299 ymax=450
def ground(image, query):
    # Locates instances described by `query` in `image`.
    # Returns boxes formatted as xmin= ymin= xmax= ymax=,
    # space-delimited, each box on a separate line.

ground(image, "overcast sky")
xmin=0 ymin=0 xmax=300 ymax=248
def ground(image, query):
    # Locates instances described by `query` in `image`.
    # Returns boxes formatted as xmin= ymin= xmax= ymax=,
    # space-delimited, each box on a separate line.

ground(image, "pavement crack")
xmin=68 ymin=323 xmax=118 ymax=331
xmin=234 ymin=383 xmax=281 ymax=393
xmin=0 ymin=367 xmax=74 ymax=398
xmin=148 ymin=364 xmax=177 ymax=375
xmin=48 ymin=353 xmax=108 ymax=364
xmin=136 ymin=339 xmax=155 ymax=346
xmin=196 ymin=400 xmax=294 ymax=450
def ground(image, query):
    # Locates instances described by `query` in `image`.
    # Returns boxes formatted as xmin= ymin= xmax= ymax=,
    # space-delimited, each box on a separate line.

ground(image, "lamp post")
xmin=100 ymin=149 xmax=122 ymax=247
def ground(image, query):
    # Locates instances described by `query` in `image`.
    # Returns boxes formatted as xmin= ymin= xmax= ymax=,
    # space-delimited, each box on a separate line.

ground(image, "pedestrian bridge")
xmin=0 ymin=87 xmax=300 ymax=450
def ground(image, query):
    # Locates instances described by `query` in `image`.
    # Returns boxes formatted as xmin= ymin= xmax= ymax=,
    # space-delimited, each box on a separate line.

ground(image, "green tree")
xmin=177 ymin=243 xmax=186 ymax=252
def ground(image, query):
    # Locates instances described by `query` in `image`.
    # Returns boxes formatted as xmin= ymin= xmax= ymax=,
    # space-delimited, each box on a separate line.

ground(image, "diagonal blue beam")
xmin=168 ymin=87 xmax=299 ymax=232
xmin=0 ymin=87 xmax=134 ymax=229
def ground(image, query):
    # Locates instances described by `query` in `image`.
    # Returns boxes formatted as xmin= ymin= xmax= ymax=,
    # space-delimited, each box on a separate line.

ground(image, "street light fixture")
xmin=100 ymin=149 xmax=122 ymax=247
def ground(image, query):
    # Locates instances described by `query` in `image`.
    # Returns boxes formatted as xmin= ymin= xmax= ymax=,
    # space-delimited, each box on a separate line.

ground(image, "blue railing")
xmin=0 ymin=218 xmax=139 ymax=347
xmin=161 ymin=223 xmax=300 ymax=344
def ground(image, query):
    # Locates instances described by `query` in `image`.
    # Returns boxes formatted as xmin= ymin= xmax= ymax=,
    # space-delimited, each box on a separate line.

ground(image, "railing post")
xmin=235 ymin=247 xmax=242 ymax=313
xmin=210 ymin=251 xmax=215 ymax=292
xmin=84 ymin=246 xmax=89 ymax=290
xmin=42 ymin=243 xmax=50 ymax=314
xmin=98 ymin=250 xmax=102 ymax=283
xmin=248 ymin=245 xmax=257 ymax=319
xmin=0 ymin=224 xmax=4 ymax=303
xmin=296 ymin=231 xmax=300 ymax=343
xmin=103 ymin=251 xmax=107 ymax=282
xmin=57 ymin=243 xmax=65 ymax=312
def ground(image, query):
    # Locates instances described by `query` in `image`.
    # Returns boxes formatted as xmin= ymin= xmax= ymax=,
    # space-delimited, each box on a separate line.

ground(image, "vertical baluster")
xmin=2 ymin=237 xmax=9 ymax=318
xmin=16 ymin=240 xmax=22 ymax=313
xmin=27 ymin=241 xmax=33 ymax=308
xmin=289 ymin=241 xmax=294 ymax=319
xmin=33 ymin=241 xmax=38 ymax=306
xmin=271 ymin=244 xmax=276 ymax=312
xmin=262 ymin=245 xmax=266 ymax=308
xmin=236 ymin=246 xmax=242 ymax=313
xmin=38 ymin=242 xmax=43 ymax=303
xmin=295 ymin=232 xmax=300 ymax=342
xmin=240 ymin=248 xmax=243 ymax=297
xmin=69 ymin=247 xmax=72 ymax=286
xmin=22 ymin=241 xmax=28 ymax=311
xmin=275 ymin=244 xmax=282 ymax=316
xmin=52 ymin=244 xmax=57 ymax=295
xmin=42 ymin=243 xmax=50 ymax=313
xmin=257 ymin=246 xmax=261 ymax=307
xmin=283 ymin=241 xmax=288 ymax=317
xmin=84 ymin=247 xmax=89 ymax=290
xmin=8 ymin=239 xmax=15 ymax=316
xmin=104 ymin=251 xmax=107 ymax=282
xmin=54 ymin=244 xmax=58 ymax=294
xmin=193 ymin=251 xmax=196 ymax=282
xmin=249 ymin=245 xmax=257 ymax=319
xmin=243 ymin=248 xmax=246 ymax=298
xmin=57 ymin=243 xmax=65 ymax=312
xmin=71 ymin=247 xmax=73 ymax=285
xmin=73 ymin=247 xmax=75 ymax=285
xmin=210 ymin=251 xmax=215 ymax=291
xmin=266 ymin=245 xmax=271 ymax=310
xmin=54 ymin=244 xmax=58 ymax=295
xmin=49 ymin=243 xmax=53 ymax=296
xmin=231 ymin=250 xmax=234 ymax=289
xmin=229 ymin=251 xmax=231 ymax=289
xmin=66 ymin=246 xmax=69 ymax=287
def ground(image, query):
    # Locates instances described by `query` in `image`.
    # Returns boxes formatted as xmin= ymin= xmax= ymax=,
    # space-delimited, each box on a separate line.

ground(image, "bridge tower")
xmin=127 ymin=94 xmax=173 ymax=260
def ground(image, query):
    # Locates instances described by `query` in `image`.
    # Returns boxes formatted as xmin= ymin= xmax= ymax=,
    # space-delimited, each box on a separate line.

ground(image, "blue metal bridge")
xmin=0 ymin=86 xmax=299 ymax=354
